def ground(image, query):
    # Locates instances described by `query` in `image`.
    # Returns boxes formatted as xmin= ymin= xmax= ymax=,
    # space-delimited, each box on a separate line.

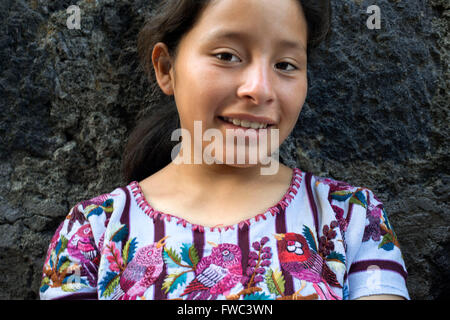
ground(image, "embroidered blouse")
xmin=39 ymin=168 xmax=410 ymax=300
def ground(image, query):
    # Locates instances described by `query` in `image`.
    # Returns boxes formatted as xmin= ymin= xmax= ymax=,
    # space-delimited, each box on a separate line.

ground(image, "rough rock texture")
xmin=0 ymin=0 xmax=448 ymax=299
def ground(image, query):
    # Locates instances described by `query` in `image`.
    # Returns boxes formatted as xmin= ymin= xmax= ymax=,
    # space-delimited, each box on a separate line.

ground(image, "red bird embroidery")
xmin=275 ymin=232 xmax=342 ymax=300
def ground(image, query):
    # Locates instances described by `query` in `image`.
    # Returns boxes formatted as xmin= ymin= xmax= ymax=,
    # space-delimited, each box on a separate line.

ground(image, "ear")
xmin=152 ymin=42 xmax=175 ymax=95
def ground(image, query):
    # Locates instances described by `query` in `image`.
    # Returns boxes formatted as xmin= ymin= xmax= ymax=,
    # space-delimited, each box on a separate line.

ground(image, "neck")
xmin=167 ymin=155 xmax=285 ymax=194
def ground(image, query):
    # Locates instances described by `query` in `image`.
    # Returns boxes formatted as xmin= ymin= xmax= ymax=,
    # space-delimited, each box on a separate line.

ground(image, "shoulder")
xmin=300 ymin=171 xmax=383 ymax=239
xmin=40 ymin=184 xmax=131 ymax=299
xmin=72 ymin=185 xmax=129 ymax=221
xmin=304 ymin=171 xmax=400 ymax=252
xmin=311 ymin=173 xmax=363 ymax=193
xmin=306 ymin=172 xmax=376 ymax=210
xmin=296 ymin=171 xmax=409 ymax=300
xmin=62 ymin=184 xmax=131 ymax=241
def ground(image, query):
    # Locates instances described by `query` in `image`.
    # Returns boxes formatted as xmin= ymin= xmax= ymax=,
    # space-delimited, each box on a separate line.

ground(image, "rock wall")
xmin=0 ymin=0 xmax=448 ymax=299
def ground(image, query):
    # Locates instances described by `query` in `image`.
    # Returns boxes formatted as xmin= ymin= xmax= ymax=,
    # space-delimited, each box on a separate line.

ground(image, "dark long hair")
xmin=122 ymin=0 xmax=332 ymax=183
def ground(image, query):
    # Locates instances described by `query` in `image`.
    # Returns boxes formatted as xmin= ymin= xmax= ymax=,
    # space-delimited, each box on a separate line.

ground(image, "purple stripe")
xmin=238 ymin=223 xmax=250 ymax=278
xmin=305 ymin=173 xmax=320 ymax=236
xmin=275 ymin=204 xmax=294 ymax=295
xmin=366 ymin=189 xmax=371 ymax=208
xmin=349 ymin=259 xmax=408 ymax=282
xmin=346 ymin=202 xmax=354 ymax=226
xmin=193 ymin=229 xmax=205 ymax=261
xmin=52 ymin=292 xmax=98 ymax=300
xmin=119 ymin=187 xmax=131 ymax=243
xmin=153 ymin=218 xmax=167 ymax=300
xmin=275 ymin=204 xmax=287 ymax=234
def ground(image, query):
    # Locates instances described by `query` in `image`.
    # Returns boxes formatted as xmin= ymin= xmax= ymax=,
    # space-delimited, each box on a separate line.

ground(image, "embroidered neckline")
xmin=129 ymin=167 xmax=303 ymax=233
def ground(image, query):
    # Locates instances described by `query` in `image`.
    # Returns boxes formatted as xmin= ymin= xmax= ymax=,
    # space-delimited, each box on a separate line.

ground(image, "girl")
xmin=40 ymin=0 xmax=410 ymax=300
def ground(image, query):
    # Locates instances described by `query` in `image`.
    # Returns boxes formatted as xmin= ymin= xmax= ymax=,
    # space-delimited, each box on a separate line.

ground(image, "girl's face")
xmin=158 ymin=0 xmax=308 ymax=167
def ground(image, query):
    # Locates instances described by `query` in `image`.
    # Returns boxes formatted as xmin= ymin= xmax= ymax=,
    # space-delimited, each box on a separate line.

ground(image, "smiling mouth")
xmin=217 ymin=116 xmax=275 ymax=130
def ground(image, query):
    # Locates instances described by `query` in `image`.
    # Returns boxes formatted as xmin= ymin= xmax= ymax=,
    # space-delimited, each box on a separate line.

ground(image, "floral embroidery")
xmin=331 ymin=188 xmax=368 ymax=209
xmin=266 ymin=267 xmax=319 ymax=300
xmin=316 ymin=177 xmax=367 ymax=207
xmin=43 ymin=221 xmax=64 ymax=267
xmin=317 ymin=177 xmax=367 ymax=250
xmin=83 ymin=198 xmax=114 ymax=226
xmin=162 ymin=243 xmax=200 ymax=294
xmin=226 ymin=237 xmax=272 ymax=300
xmin=319 ymin=177 xmax=401 ymax=253
xmin=331 ymin=204 xmax=348 ymax=232
xmin=378 ymin=208 xmax=400 ymax=250
xmin=66 ymin=197 xmax=115 ymax=233
xmin=363 ymin=204 xmax=384 ymax=242
xmin=364 ymin=203 xmax=400 ymax=251
xmin=40 ymin=235 xmax=90 ymax=293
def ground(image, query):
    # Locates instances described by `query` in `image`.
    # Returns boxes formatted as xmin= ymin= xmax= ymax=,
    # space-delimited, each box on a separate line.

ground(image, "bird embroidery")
xmin=115 ymin=236 xmax=169 ymax=300
xmin=275 ymin=232 xmax=342 ymax=300
xmin=67 ymin=224 xmax=100 ymax=287
xmin=67 ymin=224 xmax=99 ymax=264
xmin=181 ymin=243 xmax=242 ymax=300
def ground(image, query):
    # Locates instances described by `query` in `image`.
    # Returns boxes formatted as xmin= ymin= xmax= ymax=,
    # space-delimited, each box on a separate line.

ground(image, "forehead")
xmin=188 ymin=0 xmax=307 ymax=49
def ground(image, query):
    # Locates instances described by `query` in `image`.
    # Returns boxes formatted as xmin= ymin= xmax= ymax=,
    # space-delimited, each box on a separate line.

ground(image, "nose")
xmin=237 ymin=59 xmax=275 ymax=105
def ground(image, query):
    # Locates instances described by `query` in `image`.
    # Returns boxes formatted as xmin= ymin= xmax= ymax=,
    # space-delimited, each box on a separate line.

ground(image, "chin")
xmin=223 ymin=163 xmax=259 ymax=168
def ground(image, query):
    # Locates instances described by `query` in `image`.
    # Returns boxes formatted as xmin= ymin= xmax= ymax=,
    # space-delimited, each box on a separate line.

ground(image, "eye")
xmin=275 ymin=61 xmax=298 ymax=72
xmin=215 ymin=52 xmax=240 ymax=63
xmin=215 ymin=52 xmax=298 ymax=72
xmin=222 ymin=249 xmax=230 ymax=256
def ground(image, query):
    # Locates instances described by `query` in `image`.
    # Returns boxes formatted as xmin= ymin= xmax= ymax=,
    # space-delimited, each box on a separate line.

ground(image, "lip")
xmin=219 ymin=114 xmax=277 ymax=125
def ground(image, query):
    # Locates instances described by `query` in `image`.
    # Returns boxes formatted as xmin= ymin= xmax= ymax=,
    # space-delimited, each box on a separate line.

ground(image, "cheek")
xmin=289 ymin=77 xmax=308 ymax=112
xmin=175 ymin=63 xmax=231 ymax=124
xmin=279 ymin=81 xmax=307 ymax=130
xmin=196 ymin=65 xmax=235 ymax=105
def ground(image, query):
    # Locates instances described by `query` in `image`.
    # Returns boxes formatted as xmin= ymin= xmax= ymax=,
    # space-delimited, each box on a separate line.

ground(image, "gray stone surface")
xmin=0 ymin=0 xmax=448 ymax=299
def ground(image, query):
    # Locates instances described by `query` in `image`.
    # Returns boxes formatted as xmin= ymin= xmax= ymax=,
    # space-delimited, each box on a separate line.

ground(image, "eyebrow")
xmin=204 ymin=30 xmax=307 ymax=55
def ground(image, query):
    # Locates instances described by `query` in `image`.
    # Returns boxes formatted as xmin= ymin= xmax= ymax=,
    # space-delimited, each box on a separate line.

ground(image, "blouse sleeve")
xmin=39 ymin=201 xmax=104 ymax=300
xmin=344 ymin=188 xmax=410 ymax=300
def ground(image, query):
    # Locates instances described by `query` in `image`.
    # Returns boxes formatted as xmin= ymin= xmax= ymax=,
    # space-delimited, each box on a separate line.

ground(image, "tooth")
xmin=225 ymin=117 xmax=269 ymax=129
xmin=240 ymin=120 xmax=250 ymax=127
